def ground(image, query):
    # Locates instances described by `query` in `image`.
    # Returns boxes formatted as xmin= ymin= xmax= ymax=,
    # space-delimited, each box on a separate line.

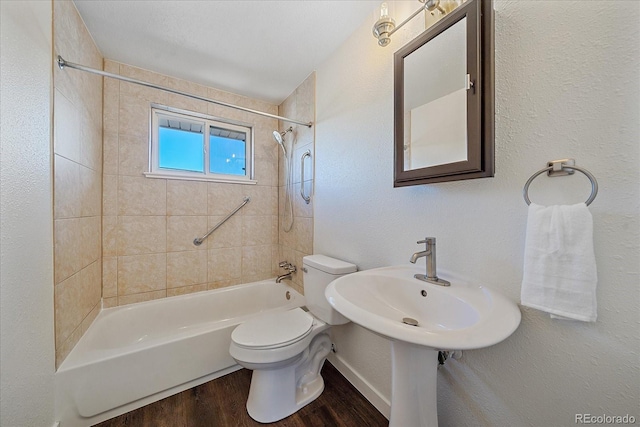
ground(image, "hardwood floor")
xmin=94 ymin=362 xmax=388 ymax=427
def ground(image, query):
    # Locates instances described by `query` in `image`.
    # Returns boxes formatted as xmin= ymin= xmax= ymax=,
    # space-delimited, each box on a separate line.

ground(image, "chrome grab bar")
xmin=300 ymin=150 xmax=311 ymax=204
xmin=193 ymin=197 xmax=250 ymax=246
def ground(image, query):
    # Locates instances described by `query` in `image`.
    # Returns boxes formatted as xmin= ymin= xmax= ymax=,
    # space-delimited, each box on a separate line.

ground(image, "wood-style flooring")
xmin=94 ymin=362 xmax=388 ymax=427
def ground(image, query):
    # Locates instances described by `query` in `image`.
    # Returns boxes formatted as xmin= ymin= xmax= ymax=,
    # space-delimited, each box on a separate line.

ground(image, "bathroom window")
xmin=146 ymin=106 xmax=254 ymax=183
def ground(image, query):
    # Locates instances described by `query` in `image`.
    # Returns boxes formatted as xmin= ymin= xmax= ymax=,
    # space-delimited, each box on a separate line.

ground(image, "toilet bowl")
xmin=229 ymin=255 xmax=357 ymax=423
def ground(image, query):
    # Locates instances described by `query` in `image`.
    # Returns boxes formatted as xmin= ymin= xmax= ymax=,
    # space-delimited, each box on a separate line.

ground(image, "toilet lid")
xmin=232 ymin=308 xmax=314 ymax=350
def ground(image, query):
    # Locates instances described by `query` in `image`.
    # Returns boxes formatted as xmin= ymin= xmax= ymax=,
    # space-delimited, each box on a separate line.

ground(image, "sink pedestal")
xmin=390 ymin=342 xmax=439 ymax=427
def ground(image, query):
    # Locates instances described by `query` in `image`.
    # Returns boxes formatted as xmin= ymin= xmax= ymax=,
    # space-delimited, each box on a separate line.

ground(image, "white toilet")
xmin=229 ymin=254 xmax=356 ymax=423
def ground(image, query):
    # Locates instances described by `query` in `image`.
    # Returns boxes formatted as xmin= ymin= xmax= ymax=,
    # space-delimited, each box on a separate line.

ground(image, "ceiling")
xmin=73 ymin=0 xmax=380 ymax=105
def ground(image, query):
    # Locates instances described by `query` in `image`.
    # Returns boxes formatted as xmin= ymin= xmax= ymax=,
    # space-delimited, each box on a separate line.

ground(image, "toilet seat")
xmin=232 ymin=308 xmax=314 ymax=350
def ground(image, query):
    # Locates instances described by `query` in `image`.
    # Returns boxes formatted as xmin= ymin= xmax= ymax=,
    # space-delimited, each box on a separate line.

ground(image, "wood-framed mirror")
xmin=394 ymin=0 xmax=494 ymax=187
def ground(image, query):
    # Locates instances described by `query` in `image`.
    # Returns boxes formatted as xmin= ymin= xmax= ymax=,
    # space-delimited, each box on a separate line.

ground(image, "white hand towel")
xmin=520 ymin=203 xmax=598 ymax=322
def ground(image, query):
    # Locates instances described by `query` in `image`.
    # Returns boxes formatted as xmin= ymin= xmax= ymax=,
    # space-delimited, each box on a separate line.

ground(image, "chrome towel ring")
xmin=523 ymin=159 xmax=598 ymax=206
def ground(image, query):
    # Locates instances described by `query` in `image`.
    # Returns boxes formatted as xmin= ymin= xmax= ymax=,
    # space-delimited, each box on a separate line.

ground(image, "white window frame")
xmin=145 ymin=105 xmax=256 ymax=184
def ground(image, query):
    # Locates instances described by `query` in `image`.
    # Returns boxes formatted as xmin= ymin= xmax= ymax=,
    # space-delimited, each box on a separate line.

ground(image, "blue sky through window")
xmin=209 ymin=135 xmax=246 ymax=176
xmin=158 ymin=127 xmax=204 ymax=172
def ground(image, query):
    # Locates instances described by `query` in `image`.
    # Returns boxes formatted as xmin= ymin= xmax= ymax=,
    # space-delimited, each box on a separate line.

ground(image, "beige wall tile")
xmin=119 ymin=94 xmax=151 ymax=140
xmin=120 ymin=63 xmax=168 ymax=98
xmin=80 ymin=113 xmax=103 ymax=171
xmin=242 ymin=273 xmax=273 ymax=283
xmin=271 ymin=216 xmax=279 ymax=246
xmin=242 ymin=185 xmax=275 ymax=216
xmin=279 ymin=245 xmax=294 ymax=268
xmin=167 ymin=251 xmax=207 ymax=289
xmin=208 ymin=247 xmax=242 ymax=282
xmin=54 ymin=0 xmax=104 ymax=367
xmin=166 ymin=76 xmax=208 ymax=97
xmin=207 ymin=182 xmax=242 ymax=216
xmin=103 ymin=174 xmax=118 ymax=216
xmin=242 ymin=216 xmax=272 ymax=246
xmin=103 ymin=132 xmax=119 ymax=176
xmin=79 ymin=260 xmax=101 ymax=324
xmin=254 ymin=122 xmax=279 ymax=161
xmin=102 ymin=216 xmax=118 ymax=257
xmin=206 ymin=215 xmax=241 ymax=249
xmin=54 ymin=272 xmax=83 ymax=348
xmin=103 ymin=77 xmax=120 ymax=137
xmin=167 ymin=215 xmax=207 ymax=252
xmin=102 ymin=297 xmax=118 ymax=308
xmin=80 ymin=166 xmax=101 ymax=217
xmin=292 ymin=250 xmax=309 ymax=288
xmin=56 ymin=326 xmax=82 ymax=369
xmin=166 ymin=93 xmax=209 ymax=116
xmin=54 ymin=154 xmax=81 ymax=219
xmin=117 ymin=215 xmax=166 ymax=255
xmin=241 ymin=245 xmax=272 ymax=278
xmin=54 ymin=89 xmax=80 ymax=162
xmin=102 ymin=256 xmax=117 ymax=298
xmin=276 ymin=74 xmax=314 ymax=285
xmin=118 ymin=134 xmax=149 ymax=176
xmin=80 ymin=216 xmax=101 ymax=269
xmin=295 ymin=75 xmax=315 ymax=145
xmin=271 ymin=244 xmax=280 ymax=276
xmin=81 ymin=303 xmax=100 ymax=335
xmin=279 ymin=92 xmax=296 ymax=123
xmin=294 ymin=217 xmax=313 ymax=254
xmin=167 ymin=284 xmax=208 ymax=297
xmin=294 ymin=181 xmax=314 ymax=218
xmin=167 ymin=180 xmax=208 ymax=216
xmin=207 ymin=278 xmax=241 ymax=290
xmin=118 ymin=290 xmax=166 ymax=307
xmin=118 ymin=175 xmax=166 ymax=216
xmin=118 ymin=71 xmax=168 ymax=105
xmin=118 ymin=253 xmax=166 ymax=295
xmin=54 ymin=218 xmax=82 ymax=284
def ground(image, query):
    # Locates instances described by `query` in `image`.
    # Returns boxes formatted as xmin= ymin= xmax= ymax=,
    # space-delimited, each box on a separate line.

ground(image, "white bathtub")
xmin=55 ymin=280 xmax=305 ymax=427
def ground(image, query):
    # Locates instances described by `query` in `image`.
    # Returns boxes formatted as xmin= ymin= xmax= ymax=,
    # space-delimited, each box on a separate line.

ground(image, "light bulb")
xmin=380 ymin=2 xmax=389 ymax=18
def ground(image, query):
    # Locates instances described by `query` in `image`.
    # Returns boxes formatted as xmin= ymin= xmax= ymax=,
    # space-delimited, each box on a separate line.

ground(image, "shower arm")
xmin=57 ymin=56 xmax=313 ymax=128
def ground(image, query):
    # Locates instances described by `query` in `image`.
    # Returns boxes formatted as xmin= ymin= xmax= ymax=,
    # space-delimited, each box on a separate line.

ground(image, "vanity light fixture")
xmin=372 ymin=0 xmax=447 ymax=47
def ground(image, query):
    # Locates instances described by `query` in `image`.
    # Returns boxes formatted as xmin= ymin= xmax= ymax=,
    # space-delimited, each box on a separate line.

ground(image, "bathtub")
xmin=55 ymin=280 xmax=305 ymax=427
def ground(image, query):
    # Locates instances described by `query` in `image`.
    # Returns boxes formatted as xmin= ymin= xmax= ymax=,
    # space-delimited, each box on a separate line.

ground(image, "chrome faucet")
xmin=276 ymin=261 xmax=296 ymax=283
xmin=409 ymin=237 xmax=451 ymax=286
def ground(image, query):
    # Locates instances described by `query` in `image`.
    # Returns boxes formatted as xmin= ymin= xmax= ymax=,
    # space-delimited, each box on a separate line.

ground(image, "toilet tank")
xmin=303 ymin=255 xmax=357 ymax=325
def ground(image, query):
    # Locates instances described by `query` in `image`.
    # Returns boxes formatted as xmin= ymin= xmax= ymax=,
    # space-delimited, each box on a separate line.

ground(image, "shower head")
xmin=272 ymin=127 xmax=293 ymax=154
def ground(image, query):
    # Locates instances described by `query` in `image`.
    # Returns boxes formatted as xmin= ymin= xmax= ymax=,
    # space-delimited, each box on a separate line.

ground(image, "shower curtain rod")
xmin=57 ymin=56 xmax=313 ymax=128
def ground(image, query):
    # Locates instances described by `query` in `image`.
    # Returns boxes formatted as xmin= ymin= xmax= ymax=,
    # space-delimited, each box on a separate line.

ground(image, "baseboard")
xmin=328 ymin=353 xmax=391 ymax=419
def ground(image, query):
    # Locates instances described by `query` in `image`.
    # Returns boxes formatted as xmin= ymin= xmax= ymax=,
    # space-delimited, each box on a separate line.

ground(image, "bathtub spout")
xmin=276 ymin=272 xmax=292 ymax=283
xmin=276 ymin=262 xmax=296 ymax=283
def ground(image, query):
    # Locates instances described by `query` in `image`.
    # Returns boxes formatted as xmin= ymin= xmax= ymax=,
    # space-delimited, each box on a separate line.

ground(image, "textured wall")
xmin=102 ymin=61 xmax=281 ymax=307
xmin=277 ymin=73 xmax=316 ymax=294
xmin=53 ymin=0 xmax=103 ymax=367
xmin=316 ymin=1 xmax=639 ymax=425
xmin=0 ymin=0 xmax=55 ymax=424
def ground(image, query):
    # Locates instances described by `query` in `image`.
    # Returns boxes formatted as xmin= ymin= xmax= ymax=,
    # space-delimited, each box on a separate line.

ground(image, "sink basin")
xmin=325 ymin=265 xmax=521 ymax=427
xmin=325 ymin=265 xmax=521 ymax=350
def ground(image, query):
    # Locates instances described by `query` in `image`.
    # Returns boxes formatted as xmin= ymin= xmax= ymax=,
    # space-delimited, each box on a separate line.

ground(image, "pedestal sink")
xmin=325 ymin=265 xmax=521 ymax=427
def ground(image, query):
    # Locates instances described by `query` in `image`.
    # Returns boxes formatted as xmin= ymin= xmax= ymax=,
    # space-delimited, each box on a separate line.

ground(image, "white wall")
xmin=0 ymin=1 xmax=56 ymax=426
xmin=316 ymin=1 xmax=639 ymax=425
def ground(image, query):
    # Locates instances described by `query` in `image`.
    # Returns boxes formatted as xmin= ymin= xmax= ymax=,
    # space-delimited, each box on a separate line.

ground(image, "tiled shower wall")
xmin=277 ymin=74 xmax=315 ymax=294
xmin=52 ymin=0 xmax=315 ymax=366
xmin=53 ymin=0 xmax=103 ymax=366
xmin=102 ymin=61 xmax=281 ymax=307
